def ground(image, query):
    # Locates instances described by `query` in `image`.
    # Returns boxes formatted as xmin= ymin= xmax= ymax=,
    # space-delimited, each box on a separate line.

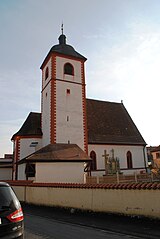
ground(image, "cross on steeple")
xmin=61 ymin=23 xmax=64 ymax=35
xmin=58 ymin=23 xmax=66 ymax=45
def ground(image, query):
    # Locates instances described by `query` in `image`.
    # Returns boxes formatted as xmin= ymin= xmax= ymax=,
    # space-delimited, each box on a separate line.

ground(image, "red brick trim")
xmin=50 ymin=55 xmax=56 ymax=144
xmin=14 ymin=135 xmax=42 ymax=140
xmin=81 ymin=62 xmax=88 ymax=154
xmin=14 ymin=137 xmax=20 ymax=162
xmin=5 ymin=180 xmax=33 ymax=186
xmin=13 ymin=138 xmax=20 ymax=180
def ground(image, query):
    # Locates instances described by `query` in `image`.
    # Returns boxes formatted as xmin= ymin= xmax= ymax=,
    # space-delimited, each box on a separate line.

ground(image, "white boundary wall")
xmin=12 ymin=184 xmax=160 ymax=219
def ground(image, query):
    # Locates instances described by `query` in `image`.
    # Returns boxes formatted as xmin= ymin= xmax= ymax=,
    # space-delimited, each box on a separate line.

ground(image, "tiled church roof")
xmin=11 ymin=112 xmax=42 ymax=140
xmin=86 ymin=99 xmax=146 ymax=145
xmin=11 ymin=99 xmax=146 ymax=145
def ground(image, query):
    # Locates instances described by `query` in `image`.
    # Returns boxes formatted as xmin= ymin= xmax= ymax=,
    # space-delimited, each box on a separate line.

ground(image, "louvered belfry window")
xmin=64 ymin=63 xmax=74 ymax=75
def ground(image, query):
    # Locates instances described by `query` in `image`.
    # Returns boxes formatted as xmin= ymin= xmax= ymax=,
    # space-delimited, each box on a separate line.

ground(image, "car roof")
xmin=0 ymin=182 xmax=10 ymax=187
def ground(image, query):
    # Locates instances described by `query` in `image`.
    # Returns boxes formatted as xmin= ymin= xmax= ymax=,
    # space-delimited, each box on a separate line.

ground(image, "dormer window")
xmin=45 ymin=67 xmax=49 ymax=80
xmin=64 ymin=63 xmax=74 ymax=75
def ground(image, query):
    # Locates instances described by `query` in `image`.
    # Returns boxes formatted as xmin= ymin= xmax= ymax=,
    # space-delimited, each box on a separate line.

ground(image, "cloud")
xmin=1 ymin=0 xmax=160 ymax=157
xmin=86 ymin=19 xmax=160 ymax=145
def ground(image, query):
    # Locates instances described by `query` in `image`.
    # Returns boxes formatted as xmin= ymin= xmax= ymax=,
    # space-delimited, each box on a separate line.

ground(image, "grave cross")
xmin=102 ymin=150 xmax=109 ymax=160
xmin=102 ymin=150 xmax=110 ymax=175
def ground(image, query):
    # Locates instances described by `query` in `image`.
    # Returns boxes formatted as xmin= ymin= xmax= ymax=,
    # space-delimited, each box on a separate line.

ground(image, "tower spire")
xmin=58 ymin=22 xmax=66 ymax=45
xmin=61 ymin=22 xmax=64 ymax=35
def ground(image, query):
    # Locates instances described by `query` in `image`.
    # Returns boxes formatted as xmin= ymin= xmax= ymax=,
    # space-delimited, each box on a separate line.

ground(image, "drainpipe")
xmin=143 ymin=146 xmax=148 ymax=172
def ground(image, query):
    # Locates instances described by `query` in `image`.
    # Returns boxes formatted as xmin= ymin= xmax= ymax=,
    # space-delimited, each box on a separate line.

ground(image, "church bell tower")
xmin=40 ymin=27 xmax=88 ymax=153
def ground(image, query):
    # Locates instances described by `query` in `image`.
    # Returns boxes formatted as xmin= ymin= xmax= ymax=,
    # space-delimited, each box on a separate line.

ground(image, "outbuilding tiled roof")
xmin=19 ymin=143 xmax=91 ymax=163
xmin=11 ymin=99 xmax=146 ymax=145
xmin=86 ymin=99 xmax=146 ymax=145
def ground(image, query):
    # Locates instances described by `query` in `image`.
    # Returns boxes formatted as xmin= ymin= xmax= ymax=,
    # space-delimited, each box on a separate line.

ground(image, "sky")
xmin=0 ymin=0 xmax=160 ymax=157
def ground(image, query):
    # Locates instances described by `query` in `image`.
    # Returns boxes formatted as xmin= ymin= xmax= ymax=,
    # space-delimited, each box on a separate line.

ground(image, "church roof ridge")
xmin=86 ymin=98 xmax=122 ymax=105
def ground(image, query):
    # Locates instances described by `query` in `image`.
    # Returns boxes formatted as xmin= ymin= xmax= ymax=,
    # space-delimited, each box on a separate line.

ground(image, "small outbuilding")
xmin=18 ymin=143 xmax=91 ymax=183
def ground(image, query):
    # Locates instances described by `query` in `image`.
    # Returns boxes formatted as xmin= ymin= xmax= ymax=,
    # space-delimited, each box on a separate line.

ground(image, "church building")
xmin=11 ymin=29 xmax=147 ymax=183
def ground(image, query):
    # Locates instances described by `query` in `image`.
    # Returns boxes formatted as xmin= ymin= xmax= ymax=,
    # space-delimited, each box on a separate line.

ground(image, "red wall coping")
xmin=5 ymin=180 xmax=160 ymax=190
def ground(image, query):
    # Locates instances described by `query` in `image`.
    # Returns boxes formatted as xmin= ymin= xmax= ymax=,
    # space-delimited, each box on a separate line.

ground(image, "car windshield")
xmin=0 ymin=186 xmax=20 ymax=211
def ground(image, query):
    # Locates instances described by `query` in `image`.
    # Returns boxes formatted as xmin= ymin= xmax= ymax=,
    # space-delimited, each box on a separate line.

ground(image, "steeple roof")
xmin=50 ymin=34 xmax=86 ymax=59
xmin=40 ymin=31 xmax=87 ymax=69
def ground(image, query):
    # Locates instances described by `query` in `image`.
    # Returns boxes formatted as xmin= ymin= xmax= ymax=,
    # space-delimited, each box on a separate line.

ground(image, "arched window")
xmin=64 ymin=63 xmax=74 ymax=75
xmin=45 ymin=67 xmax=49 ymax=80
xmin=90 ymin=150 xmax=97 ymax=171
xmin=127 ymin=151 xmax=133 ymax=169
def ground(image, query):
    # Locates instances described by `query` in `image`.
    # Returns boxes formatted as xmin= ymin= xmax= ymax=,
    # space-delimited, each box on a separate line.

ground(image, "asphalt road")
xmin=23 ymin=204 xmax=160 ymax=239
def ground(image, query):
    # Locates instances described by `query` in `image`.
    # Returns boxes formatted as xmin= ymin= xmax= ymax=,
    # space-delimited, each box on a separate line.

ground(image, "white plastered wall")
xmin=41 ymin=58 xmax=52 ymax=147
xmin=56 ymin=57 xmax=82 ymax=83
xmin=35 ymin=162 xmax=84 ymax=183
xmin=42 ymin=58 xmax=52 ymax=86
xmin=88 ymin=144 xmax=147 ymax=176
xmin=56 ymin=80 xmax=84 ymax=149
xmin=55 ymin=56 xmax=85 ymax=150
xmin=19 ymin=138 xmax=42 ymax=160
xmin=18 ymin=164 xmax=26 ymax=180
